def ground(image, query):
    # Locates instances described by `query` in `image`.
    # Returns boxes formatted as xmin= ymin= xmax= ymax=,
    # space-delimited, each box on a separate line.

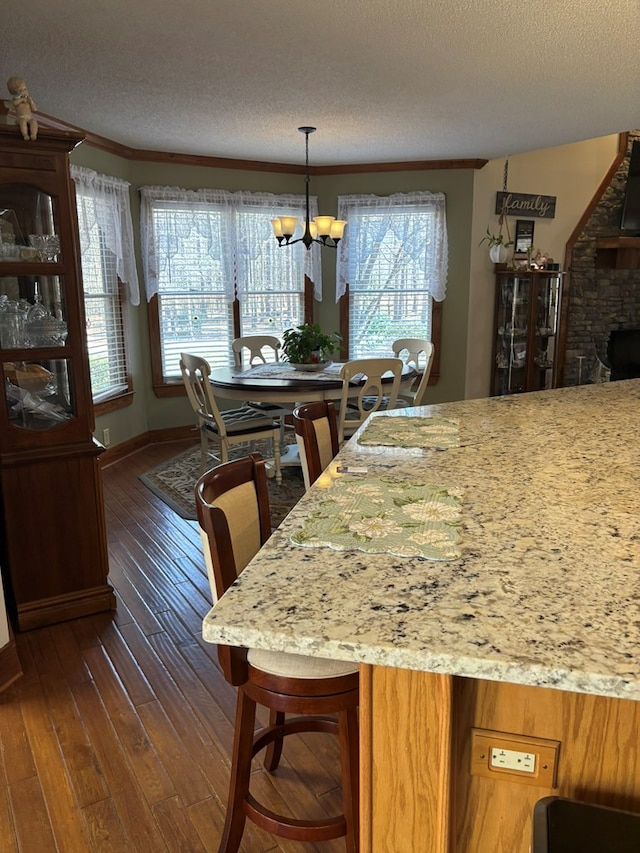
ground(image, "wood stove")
xmin=607 ymin=329 xmax=640 ymax=381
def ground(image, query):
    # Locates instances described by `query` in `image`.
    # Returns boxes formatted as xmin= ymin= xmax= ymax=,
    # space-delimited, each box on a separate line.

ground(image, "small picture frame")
xmin=514 ymin=219 xmax=535 ymax=254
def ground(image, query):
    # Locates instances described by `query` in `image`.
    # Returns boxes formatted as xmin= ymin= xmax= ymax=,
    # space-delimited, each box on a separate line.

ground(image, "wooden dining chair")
xmin=292 ymin=401 xmax=340 ymax=489
xmin=179 ymin=352 xmax=282 ymax=482
xmin=337 ymin=357 xmax=403 ymax=443
xmin=195 ymin=454 xmax=360 ymax=853
xmin=232 ymin=334 xmax=292 ymax=449
xmin=392 ymin=337 xmax=435 ymax=407
xmin=232 ymin=334 xmax=281 ymax=368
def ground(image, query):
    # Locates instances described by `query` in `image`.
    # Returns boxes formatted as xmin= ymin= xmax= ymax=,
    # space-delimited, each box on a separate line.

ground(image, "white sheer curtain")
xmin=234 ymin=191 xmax=321 ymax=300
xmin=335 ymin=191 xmax=448 ymax=302
xmin=70 ymin=165 xmax=140 ymax=305
xmin=139 ymin=186 xmax=322 ymax=303
xmin=140 ymin=186 xmax=236 ymax=302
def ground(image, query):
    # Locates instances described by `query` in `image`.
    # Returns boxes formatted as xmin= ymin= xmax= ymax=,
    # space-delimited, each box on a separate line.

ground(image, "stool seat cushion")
xmin=248 ymin=648 xmax=358 ymax=679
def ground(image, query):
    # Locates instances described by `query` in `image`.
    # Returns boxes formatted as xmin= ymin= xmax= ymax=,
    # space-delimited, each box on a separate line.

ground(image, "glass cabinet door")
xmin=3 ymin=357 xmax=75 ymax=430
xmin=494 ymin=274 xmax=530 ymax=395
xmin=0 ymin=185 xmax=62 ymax=263
xmin=492 ymin=270 xmax=564 ymax=396
xmin=532 ymin=274 xmax=561 ymax=392
xmin=0 ymin=183 xmax=73 ymax=432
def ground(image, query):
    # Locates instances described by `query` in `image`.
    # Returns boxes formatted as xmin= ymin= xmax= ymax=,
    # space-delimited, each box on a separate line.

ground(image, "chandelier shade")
xmin=270 ymin=127 xmax=346 ymax=250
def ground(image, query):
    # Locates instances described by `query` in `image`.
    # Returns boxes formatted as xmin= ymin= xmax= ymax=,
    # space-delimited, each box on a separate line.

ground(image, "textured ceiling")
xmin=2 ymin=0 xmax=639 ymax=166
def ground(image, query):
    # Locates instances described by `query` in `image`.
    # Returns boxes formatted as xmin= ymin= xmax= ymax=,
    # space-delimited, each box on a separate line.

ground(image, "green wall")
xmin=70 ymin=145 xmax=475 ymax=446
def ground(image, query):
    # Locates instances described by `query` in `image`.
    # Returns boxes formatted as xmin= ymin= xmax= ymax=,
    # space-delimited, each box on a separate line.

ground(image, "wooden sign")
xmin=495 ymin=192 xmax=556 ymax=219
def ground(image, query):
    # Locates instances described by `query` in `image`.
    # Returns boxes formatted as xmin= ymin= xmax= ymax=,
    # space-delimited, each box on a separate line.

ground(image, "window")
xmin=71 ymin=166 xmax=139 ymax=409
xmin=336 ymin=192 xmax=447 ymax=366
xmin=140 ymin=187 xmax=320 ymax=388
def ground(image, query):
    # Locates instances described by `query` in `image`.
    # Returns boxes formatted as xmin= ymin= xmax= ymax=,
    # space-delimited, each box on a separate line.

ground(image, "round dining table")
xmin=209 ymin=362 xmax=418 ymax=467
xmin=208 ymin=363 xmax=417 ymax=405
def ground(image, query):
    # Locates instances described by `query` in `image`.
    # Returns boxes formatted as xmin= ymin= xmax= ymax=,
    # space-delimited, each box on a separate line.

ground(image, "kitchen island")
xmin=203 ymin=381 xmax=640 ymax=852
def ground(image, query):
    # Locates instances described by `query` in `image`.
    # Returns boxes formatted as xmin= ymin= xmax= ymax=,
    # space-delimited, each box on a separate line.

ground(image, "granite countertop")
xmin=202 ymin=381 xmax=640 ymax=701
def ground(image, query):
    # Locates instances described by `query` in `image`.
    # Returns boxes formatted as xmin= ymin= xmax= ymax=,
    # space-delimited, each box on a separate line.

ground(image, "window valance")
xmin=140 ymin=186 xmax=321 ymax=302
xmin=336 ymin=191 xmax=448 ymax=303
xmin=70 ymin=165 xmax=140 ymax=306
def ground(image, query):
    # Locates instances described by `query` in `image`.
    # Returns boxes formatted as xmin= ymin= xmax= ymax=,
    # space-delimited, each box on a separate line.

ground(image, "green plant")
xmin=281 ymin=323 xmax=342 ymax=364
xmin=478 ymin=227 xmax=513 ymax=249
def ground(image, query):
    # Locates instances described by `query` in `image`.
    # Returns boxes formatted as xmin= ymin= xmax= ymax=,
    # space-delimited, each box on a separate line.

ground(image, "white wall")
xmin=466 ymin=134 xmax=620 ymax=399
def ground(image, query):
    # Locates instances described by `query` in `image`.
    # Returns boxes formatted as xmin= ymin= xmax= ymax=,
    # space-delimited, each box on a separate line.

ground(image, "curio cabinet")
xmin=0 ymin=124 xmax=114 ymax=630
xmin=491 ymin=268 xmax=564 ymax=396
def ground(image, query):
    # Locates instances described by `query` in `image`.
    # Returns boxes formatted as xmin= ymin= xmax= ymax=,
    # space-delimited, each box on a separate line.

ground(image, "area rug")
xmin=139 ymin=442 xmax=306 ymax=527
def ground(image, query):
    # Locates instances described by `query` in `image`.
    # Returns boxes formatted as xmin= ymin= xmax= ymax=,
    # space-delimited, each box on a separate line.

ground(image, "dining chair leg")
xmin=263 ymin=710 xmax=285 ymax=771
xmin=272 ymin=436 xmax=282 ymax=485
xmin=200 ymin=429 xmax=209 ymax=473
xmin=339 ymin=706 xmax=360 ymax=853
xmin=218 ymin=688 xmax=257 ymax=853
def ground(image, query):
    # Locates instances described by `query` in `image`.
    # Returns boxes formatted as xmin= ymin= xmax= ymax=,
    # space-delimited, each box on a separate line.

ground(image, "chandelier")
xmin=270 ymin=126 xmax=346 ymax=250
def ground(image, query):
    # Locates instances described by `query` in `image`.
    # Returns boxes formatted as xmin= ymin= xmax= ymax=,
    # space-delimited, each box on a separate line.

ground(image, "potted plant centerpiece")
xmin=479 ymin=226 xmax=514 ymax=264
xmin=281 ymin=323 xmax=342 ymax=371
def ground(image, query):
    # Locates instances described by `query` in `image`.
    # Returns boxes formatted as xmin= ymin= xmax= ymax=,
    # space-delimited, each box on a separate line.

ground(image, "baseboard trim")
xmin=0 ymin=636 xmax=22 ymax=693
xmin=99 ymin=426 xmax=197 ymax=467
xmin=17 ymin=586 xmax=117 ymax=632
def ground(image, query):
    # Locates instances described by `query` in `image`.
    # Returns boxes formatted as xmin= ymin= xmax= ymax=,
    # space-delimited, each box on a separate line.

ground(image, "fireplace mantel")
xmin=595 ymin=236 xmax=640 ymax=269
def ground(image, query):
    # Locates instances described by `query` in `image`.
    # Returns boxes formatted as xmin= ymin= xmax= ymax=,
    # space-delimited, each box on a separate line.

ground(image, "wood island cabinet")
xmin=0 ymin=124 xmax=114 ymax=630
xmin=491 ymin=268 xmax=564 ymax=396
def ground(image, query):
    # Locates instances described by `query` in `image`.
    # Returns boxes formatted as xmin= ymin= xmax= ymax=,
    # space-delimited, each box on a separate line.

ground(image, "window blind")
xmin=141 ymin=188 xmax=318 ymax=380
xmin=336 ymin=193 xmax=448 ymax=359
xmin=75 ymin=193 xmax=128 ymax=401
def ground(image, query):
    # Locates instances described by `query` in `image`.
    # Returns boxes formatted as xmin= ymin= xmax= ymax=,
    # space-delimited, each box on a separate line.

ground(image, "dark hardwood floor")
xmin=0 ymin=441 xmax=347 ymax=852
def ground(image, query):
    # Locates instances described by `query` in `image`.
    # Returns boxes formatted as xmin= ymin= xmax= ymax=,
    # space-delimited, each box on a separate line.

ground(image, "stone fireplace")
xmin=563 ymin=130 xmax=640 ymax=385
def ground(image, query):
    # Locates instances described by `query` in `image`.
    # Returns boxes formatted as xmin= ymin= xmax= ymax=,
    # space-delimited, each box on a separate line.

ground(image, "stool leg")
xmin=338 ymin=706 xmax=360 ymax=853
xmin=263 ymin=710 xmax=285 ymax=772
xmin=218 ymin=688 xmax=257 ymax=853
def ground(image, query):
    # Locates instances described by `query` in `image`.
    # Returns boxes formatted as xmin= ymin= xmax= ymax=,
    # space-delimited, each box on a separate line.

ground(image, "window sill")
xmin=153 ymin=380 xmax=186 ymax=399
xmin=94 ymin=389 xmax=134 ymax=417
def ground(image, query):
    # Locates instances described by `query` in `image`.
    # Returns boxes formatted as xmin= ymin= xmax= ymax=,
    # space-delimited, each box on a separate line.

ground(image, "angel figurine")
xmin=6 ymin=77 xmax=38 ymax=141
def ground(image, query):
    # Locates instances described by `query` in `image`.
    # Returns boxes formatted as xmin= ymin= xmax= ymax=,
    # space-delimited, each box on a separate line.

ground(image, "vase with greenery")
xmin=281 ymin=323 xmax=342 ymax=366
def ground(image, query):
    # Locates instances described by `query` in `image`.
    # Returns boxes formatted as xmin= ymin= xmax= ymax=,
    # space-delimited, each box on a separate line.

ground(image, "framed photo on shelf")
xmin=514 ymin=219 xmax=535 ymax=254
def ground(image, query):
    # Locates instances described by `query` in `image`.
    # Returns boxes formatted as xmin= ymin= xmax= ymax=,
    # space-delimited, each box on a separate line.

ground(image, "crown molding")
xmin=36 ymin=111 xmax=487 ymax=174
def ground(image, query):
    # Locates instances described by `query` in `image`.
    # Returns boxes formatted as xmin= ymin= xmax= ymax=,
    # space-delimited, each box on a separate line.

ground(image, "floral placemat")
xmin=290 ymin=475 xmax=463 ymax=560
xmin=232 ymin=362 xmax=343 ymax=381
xmin=357 ymin=415 xmax=460 ymax=449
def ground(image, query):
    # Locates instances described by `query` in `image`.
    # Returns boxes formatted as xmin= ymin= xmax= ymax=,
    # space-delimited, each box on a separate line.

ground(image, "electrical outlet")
xmin=102 ymin=428 xmax=111 ymax=447
xmin=490 ymin=746 xmax=536 ymax=773
xmin=470 ymin=728 xmax=559 ymax=787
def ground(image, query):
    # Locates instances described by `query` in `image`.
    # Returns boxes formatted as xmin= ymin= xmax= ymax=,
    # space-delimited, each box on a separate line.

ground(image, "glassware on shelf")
xmin=25 ymin=288 xmax=68 ymax=347
xmin=511 ymin=342 xmax=526 ymax=367
xmin=534 ymin=348 xmax=553 ymax=369
xmin=0 ymin=209 xmax=24 ymax=260
xmin=4 ymin=358 xmax=72 ymax=429
xmin=28 ymin=234 xmax=61 ymax=262
xmin=0 ymin=296 xmax=28 ymax=347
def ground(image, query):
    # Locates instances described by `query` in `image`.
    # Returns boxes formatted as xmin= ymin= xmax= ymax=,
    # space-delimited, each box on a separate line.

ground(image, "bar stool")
xmin=196 ymin=454 xmax=359 ymax=852
xmin=292 ymin=400 xmax=339 ymax=489
xmin=533 ymin=796 xmax=640 ymax=852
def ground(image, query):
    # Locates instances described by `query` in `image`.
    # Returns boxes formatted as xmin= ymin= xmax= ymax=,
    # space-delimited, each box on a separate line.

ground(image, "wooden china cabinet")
xmin=491 ymin=267 xmax=565 ymax=396
xmin=0 ymin=124 xmax=114 ymax=630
